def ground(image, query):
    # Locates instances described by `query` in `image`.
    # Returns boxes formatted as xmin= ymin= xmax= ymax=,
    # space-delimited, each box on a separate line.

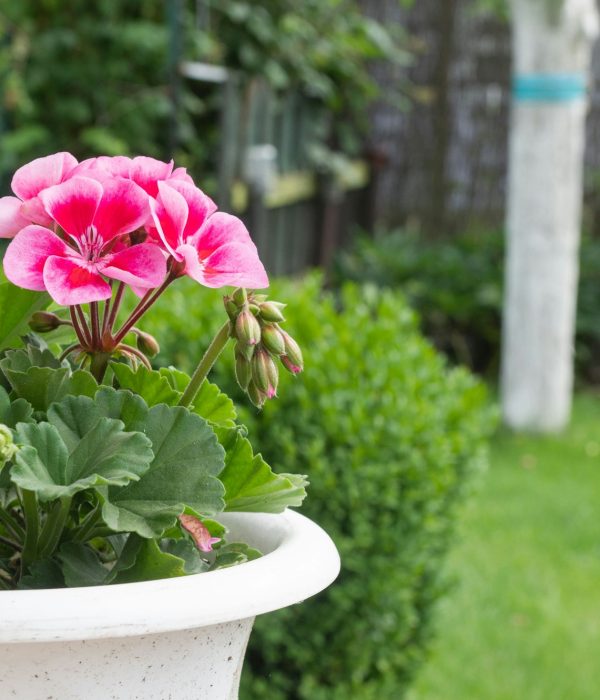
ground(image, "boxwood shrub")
xmin=142 ymin=273 xmax=495 ymax=699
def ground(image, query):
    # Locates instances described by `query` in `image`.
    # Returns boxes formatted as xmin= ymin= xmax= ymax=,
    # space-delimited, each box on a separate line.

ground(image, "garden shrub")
xmin=143 ymin=273 xmax=495 ymax=699
xmin=337 ymin=230 xmax=600 ymax=384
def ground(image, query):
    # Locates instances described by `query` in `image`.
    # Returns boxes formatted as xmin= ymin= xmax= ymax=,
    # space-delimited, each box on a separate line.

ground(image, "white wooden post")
xmin=501 ymin=0 xmax=599 ymax=431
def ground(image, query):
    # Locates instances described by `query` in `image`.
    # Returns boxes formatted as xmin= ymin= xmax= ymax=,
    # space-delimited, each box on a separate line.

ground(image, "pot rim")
xmin=0 ymin=510 xmax=340 ymax=643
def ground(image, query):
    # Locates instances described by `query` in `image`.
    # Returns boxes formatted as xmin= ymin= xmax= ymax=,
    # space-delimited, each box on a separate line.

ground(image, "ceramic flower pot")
xmin=0 ymin=511 xmax=340 ymax=700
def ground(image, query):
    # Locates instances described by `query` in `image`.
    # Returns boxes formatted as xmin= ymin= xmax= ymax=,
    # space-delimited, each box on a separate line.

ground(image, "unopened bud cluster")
xmin=224 ymin=288 xmax=304 ymax=408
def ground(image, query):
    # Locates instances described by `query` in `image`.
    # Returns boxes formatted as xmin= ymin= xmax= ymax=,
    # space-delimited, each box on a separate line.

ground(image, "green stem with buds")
xmin=178 ymin=320 xmax=232 ymax=408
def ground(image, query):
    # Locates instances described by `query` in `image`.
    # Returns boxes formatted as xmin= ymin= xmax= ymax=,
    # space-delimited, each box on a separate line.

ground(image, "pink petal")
xmin=3 ymin=225 xmax=70 ymax=291
xmin=96 ymin=156 xmax=133 ymax=178
xmin=129 ymin=156 xmax=173 ymax=196
xmin=193 ymin=212 xmax=258 ymax=260
xmin=163 ymin=180 xmax=217 ymax=239
xmin=169 ymin=167 xmax=195 ymax=185
xmin=201 ymin=241 xmax=269 ymax=288
xmin=11 ymin=152 xmax=78 ymax=201
xmin=100 ymin=243 xmax=167 ymax=289
xmin=93 ymin=178 xmax=150 ymax=242
xmin=19 ymin=196 xmax=53 ymax=227
xmin=43 ymin=256 xmax=112 ymax=305
xmin=179 ymin=515 xmax=220 ymax=553
xmin=39 ymin=176 xmax=103 ymax=240
xmin=150 ymin=181 xmax=189 ymax=257
xmin=0 ymin=197 xmax=29 ymax=238
xmin=177 ymin=243 xmax=207 ymax=284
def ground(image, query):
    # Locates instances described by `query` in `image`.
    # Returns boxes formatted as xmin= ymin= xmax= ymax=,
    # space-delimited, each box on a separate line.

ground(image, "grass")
xmin=409 ymin=394 xmax=600 ymax=700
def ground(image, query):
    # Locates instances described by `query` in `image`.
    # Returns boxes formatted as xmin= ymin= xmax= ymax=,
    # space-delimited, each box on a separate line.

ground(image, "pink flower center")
xmin=74 ymin=226 xmax=104 ymax=262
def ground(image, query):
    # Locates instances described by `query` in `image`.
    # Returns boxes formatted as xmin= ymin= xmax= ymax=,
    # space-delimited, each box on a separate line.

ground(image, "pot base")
xmin=0 ymin=618 xmax=254 ymax=700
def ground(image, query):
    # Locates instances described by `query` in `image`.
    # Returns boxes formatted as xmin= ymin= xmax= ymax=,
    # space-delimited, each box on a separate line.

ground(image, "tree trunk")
xmin=501 ymin=0 xmax=599 ymax=431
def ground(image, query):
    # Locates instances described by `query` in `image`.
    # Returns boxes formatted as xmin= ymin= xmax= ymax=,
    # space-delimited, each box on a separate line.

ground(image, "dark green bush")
xmin=337 ymin=230 xmax=600 ymax=384
xmin=336 ymin=231 xmax=504 ymax=374
xmin=142 ymin=273 xmax=495 ymax=699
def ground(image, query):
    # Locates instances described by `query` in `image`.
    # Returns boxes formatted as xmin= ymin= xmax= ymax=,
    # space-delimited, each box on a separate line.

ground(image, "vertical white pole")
xmin=501 ymin=0 xmax=599 ymax=431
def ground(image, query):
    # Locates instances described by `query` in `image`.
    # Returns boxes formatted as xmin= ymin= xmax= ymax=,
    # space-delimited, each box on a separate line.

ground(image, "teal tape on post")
xmin=513 ymin=74 xmax=587 ymax=102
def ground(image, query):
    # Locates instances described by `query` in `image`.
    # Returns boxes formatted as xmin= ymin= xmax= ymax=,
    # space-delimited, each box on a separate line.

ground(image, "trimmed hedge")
xmin=142 ymin=274 xmax=495 ymax=699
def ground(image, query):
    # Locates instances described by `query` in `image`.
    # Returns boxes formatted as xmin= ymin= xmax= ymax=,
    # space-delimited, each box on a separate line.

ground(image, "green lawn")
xmin=410 ymin=394 xmax=600 ymax=700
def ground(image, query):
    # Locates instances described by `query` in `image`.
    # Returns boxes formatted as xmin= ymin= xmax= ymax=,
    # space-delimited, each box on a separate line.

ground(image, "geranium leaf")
xmin=111 ymin=363 xmax=180 ymax=406
xmin=111 ymin=537 xmax=187 ymax=583
xmin=0 ymin=386 xmax=33 ymax=428
xmin=12 ymin=407 xmax=154 ymax=501
xmin=47 ymin=395 xmax=108 ymax=452
xmin=161 ymin=538 xmax=210 ymax=574
xmin=0 ymin=363 xmax=98 ymax=412
xmin=58 ymin=542 xmax=109 ymax=587
xmin=217 ymin=428 xmax=308 ymax=513
xmin=0 ymin=282 xmax=50 ymax=351
xmin=159 ymin=367 xmax=237 ymax=428
xmin=93 ymin=387 xmax=149 ymax=431
xmin=190 ymin=379 xmax=237 ymax=428
xmin=18 ymin=559 xmax=65 ymax=589
xmin=209 ymin=542 xmax=262 ymax=571
xmin=102 ymin=404 xmax=226 ymax=538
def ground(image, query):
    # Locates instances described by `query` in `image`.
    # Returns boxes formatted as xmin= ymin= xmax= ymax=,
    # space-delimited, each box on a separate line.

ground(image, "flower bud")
xmin=232 ymin=287 xmax=248 ymax=307
xmin=251 ymin=294 xmax=268 ymax=303
xmin=247 ymin=380 xmax=266 ymax=408
xmin=261 ymin=324 xmax=286 ymax=356
xmin=259 ymin=301 xmax=286 ymax=323
xmin=281 ymin=355 xmax=303 ymax=375
xmin=224 ymin=298 xmax=239 ymax=320
xmin=235 ymin=309 xmax=261 ymax=346
xmin=265 ymin=357 xmax=279 ymax=399
xmin=235 ymin=351 xmax=252 ymax=390
xmin=251 ymin=347 xmax=279 ymax=398
xmin=0 ymin=425 xmax=17 ymax=467
xmin=282 ymin=331 xmax=304 ymax=370
xmin=29 ymin=311 xmax=62 ymax=333
xmin=248 ymin=303 xmax=260 ymax=316
xmin=135 ymin=330 xmax=160 ymax=357
xmin=235 ymin=339 xmax=255 ymax=361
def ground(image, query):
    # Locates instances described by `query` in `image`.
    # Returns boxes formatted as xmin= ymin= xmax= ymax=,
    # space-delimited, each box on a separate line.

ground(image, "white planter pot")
xmin=0 ymin=510 xmax=340 ymax=700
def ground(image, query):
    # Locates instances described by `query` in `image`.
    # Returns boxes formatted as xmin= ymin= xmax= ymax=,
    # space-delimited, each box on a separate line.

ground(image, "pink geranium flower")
xmin=149 ymin=180 xmax=268 ymax=289
xmin=3 ymin=176 xmax=166 ymax=305
xmin=0 ymin=152 xmax=78 ymax=238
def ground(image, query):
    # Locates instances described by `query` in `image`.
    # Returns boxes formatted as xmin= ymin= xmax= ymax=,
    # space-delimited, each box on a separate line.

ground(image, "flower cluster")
xmin=0 ymin=152 xmax=267 ymax=305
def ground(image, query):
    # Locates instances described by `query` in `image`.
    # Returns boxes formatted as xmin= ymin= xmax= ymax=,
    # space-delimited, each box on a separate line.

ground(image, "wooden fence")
xmin=180 ymin=62 xmax=374 ymax=277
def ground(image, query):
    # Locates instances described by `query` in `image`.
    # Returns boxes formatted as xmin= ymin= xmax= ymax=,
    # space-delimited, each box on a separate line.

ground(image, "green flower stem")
xmin=178 ymin=320 xmax=232 ymax=408
xmin=91 ymin=301 xmax=100 ymax=346
xmin=70 ymin=306 xmax=91 ymax=348
xmin=38 ymin=496 xmax=71 ymax=560
xmin=0 ymin=507 xmax=25 ymax=541
xmin=113 ymin=275 xmax=174 ymax=346
xmin=90 ymin=351 xmax=111 ymax=384
xmin=106 ymin=281 xmax=125 ymax=334
xmin=20 ymin=489 xmax=40 ymax=569
xmin=72 ymin=502 xmax=103 ymax=543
